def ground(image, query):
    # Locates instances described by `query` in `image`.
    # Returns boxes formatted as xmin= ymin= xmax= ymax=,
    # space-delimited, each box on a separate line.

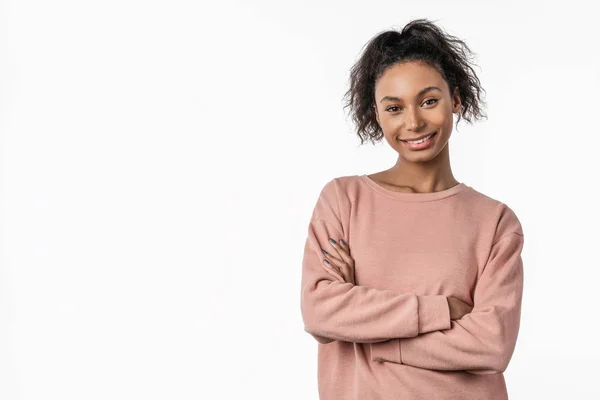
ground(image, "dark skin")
xmin=371 ymin=60 xmax=462 ymax=193
xmin=322 ymin=61 xmax=473 ymax=319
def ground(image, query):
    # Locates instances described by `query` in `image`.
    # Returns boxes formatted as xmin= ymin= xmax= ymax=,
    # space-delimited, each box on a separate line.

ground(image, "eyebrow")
xmin=379 ymin=86 xmax=443 ymax=104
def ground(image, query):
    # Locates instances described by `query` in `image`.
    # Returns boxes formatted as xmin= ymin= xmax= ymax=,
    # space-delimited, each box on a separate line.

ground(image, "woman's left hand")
xmin=321 ymin=238 xmax=356 ymax=285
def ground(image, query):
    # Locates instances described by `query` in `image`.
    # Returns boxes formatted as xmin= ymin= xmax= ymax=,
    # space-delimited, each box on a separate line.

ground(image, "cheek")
xmin=377 ymin=116 xmax=396 ymax=140
xmin=383 ymin=133 xmax=396 ymax=148
xmin=379 ymin=114 xmax=403 ymax=136
xmin=428 ymin=108 xmax=453 ymax=126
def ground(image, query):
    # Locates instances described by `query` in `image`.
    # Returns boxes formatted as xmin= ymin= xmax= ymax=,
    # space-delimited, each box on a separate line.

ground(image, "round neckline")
xmin=360 ymin=174 xmax=469 ymax=202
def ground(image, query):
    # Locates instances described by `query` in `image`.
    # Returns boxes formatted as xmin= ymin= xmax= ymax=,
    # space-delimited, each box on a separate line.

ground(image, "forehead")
xmin=375 ymin=62 xmax=447 ymax=98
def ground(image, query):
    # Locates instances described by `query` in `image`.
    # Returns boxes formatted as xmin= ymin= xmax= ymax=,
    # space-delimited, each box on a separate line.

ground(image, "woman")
xmin=300 ymin=18 xmax=524 ymax=399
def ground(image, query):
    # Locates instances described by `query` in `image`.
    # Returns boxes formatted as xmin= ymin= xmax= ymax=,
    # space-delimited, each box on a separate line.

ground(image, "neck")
xmin=389 ymin=145 xmax=459 ymax=193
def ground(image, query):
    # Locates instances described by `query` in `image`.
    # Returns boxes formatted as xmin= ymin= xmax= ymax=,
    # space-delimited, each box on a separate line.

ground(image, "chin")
xmin=402 ymin=152 xmax=437 ymax=163
xmin=401 ymin=142 xmax=447 ymax=163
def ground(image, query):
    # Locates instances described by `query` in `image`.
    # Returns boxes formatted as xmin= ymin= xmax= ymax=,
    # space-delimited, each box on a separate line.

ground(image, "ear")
xmin=451 ymin=87 xmax=462 ymax=114
xmin=374 ymin=104 xmax=380 ymax=125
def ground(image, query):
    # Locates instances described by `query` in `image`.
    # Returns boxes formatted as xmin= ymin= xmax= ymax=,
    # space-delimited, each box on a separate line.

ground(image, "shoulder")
xmin=322 ymin=174 xmax=361 ymax=187
xmin=312 ymin=175 xmax=358 ymax=213
xmin=317 ymin=174 xmax=362 ymax=199
xmin=463 ymin=186 xmax=524 ymax=238
xmin=311 ymin=175 xmax=362 ymax=228
xmin=310 ymin=175 xmax=361 ymax=233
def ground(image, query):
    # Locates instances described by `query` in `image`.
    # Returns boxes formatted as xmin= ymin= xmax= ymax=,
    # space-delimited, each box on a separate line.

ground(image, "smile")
xmin=405 ymin=132 xmax=436 ymax=143
xmin=400 ymin=131 xmax=437 ymax=150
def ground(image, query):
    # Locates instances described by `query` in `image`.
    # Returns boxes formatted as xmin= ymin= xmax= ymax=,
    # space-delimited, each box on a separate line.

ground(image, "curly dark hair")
xmin=343 ymin=18 xmax=487 ymax=145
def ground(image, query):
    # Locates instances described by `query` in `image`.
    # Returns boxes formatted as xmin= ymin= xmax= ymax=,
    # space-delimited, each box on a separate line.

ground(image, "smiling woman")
xmin=300 ymin=18 xmax=525 ymax=400
xmin=343 ymin=23 xmax=487 ymax=173
xmin=375 ymin=64 xmax=457 ymax=158
xmin=343 ymin=19 xmax=486 ymax=146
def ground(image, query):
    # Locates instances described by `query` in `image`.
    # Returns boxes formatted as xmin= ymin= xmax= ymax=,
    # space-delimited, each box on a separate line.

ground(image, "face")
xmin=373 ymin=61 xmax=462 ymax=163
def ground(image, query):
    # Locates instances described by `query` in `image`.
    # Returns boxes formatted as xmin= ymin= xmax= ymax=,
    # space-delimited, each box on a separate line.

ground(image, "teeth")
xmin=407 ymin=132 xmax=434 ymax=144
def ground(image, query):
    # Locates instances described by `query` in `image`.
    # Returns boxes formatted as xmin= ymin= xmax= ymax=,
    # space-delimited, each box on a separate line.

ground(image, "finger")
xmin=323 ymin=252 xmax=345 ymax=271
xmin=324 ymin=255 xmax=350 ymax=282
xmin=323 ymin=259 xmax=344 ymax=282
xmin=324 ymin=260 xmax=353 ymax=285
xmin=322 ymin=249 xmax=348 ymax=278
xmin=327 ymin=238 xmax=344 ymax=259
xmin=326 ymin=239 xmax=355 ymax=281
xmin=321 ymin=248 xmax=343 ymax=264
xmin=330 ymin=263 xmax=343 ymax=277
xmin=333 ymin=238 xmax=354 ymax=266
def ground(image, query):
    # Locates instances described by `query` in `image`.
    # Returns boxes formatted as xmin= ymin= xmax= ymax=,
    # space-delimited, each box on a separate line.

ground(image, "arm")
xmin=370 ymin=231 xmax=524 ymax=375
xmin=300 ymin=179 xmax=451 ymax=344
xmin=309 ymin=333 xmax=335 ymax=344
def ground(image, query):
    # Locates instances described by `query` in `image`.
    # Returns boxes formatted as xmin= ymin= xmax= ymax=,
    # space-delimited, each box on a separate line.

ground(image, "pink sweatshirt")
xmin=300 ymin=174 xmax=524 ymax=400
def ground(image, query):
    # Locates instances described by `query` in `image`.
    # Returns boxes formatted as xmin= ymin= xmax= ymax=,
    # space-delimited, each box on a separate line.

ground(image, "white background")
xmin=1 ymin=0 xmax=599 ymax=399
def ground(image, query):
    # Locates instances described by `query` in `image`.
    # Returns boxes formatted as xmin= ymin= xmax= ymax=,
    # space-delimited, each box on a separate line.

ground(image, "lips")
xmin=400 ymin=131 xmax=437 ymax=142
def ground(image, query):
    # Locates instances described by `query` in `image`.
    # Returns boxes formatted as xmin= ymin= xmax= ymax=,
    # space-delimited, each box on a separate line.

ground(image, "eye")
xmin=385 ymin=99 xmax=438 ymax=113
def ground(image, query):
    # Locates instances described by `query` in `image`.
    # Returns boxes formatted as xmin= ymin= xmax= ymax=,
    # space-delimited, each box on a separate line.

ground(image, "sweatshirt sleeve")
xmin=300 ymin=179 xmax=451 ymax=344
xmin=370 ymin=229 xmax=524 ymax=375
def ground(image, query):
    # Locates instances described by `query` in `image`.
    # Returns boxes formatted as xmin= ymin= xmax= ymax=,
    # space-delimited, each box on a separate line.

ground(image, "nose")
xmin=406 ymin=106 xmax=425 ymax=131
